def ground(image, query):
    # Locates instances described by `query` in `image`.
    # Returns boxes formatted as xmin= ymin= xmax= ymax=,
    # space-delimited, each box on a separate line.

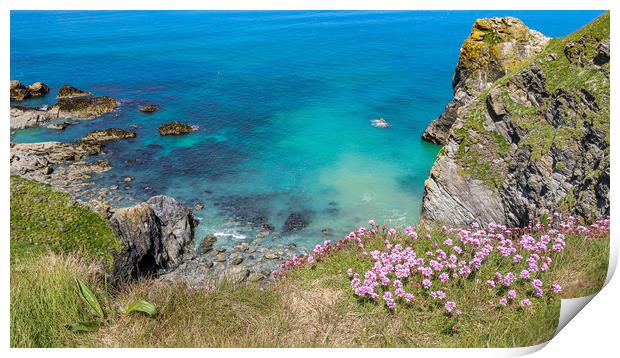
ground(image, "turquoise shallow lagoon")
xmin=10 ymin=11 xmax=603 ymax=249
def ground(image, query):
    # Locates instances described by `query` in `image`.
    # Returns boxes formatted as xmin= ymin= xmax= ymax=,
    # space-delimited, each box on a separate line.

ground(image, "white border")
xmin=2 ymin=1 xmax=618 ymax=357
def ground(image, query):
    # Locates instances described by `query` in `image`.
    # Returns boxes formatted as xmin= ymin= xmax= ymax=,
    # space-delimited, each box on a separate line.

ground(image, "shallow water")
xmin=10 ymin=11 xmax=603 ymax=249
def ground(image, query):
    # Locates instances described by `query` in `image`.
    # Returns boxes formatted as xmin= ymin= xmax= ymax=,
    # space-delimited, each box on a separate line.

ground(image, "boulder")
xmin=27 ymin=82 xmax=51 ymax=97
xmin=110 ymin=195 xmax=195 ymax=284
xmin=56 ymin=84 xmax=93 ymax=99
xmin=158 ymin=121 xmax=196 ymax=136
xmin=197 ymin=234 xmax=217 ymax=255
xmin=10 ymin=80 xmax=50 ymax=101
xmin=223 ymin=266 xmax=249 ymax=284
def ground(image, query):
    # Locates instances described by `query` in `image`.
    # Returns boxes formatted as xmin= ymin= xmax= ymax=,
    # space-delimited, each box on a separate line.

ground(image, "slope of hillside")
xmin=422 ymin=12 xmax=610 ymax=226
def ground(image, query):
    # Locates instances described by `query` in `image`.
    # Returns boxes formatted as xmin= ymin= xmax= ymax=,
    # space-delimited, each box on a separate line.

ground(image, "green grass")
xmin=10 ymin=175 xmax=121 ymax=267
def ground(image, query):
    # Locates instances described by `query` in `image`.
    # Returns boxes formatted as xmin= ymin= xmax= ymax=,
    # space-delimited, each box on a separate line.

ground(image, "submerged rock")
xmin=283 ymin=212 xmax=310 ymax=233
xmin=56 ymin=84 xmax=93 ymax=99
xmin=110 ymin=195 xmax=195 ymax=284
xmin=158 ymin=121 xmax=196 ymax=136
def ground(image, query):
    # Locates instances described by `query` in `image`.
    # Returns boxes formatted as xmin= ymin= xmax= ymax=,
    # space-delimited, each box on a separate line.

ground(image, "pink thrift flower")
xmin=422 ymin=279 xmax=432 ymax=289
xmin=551 ymin=284 xmax=562 ymax=293
xmin=520 ymin=298 xmax=532 ymax=306
xmin=507 ymin=290 xmax=517 ymax=300
xmin=444 ymin=300 xmax=457 ymax=313
xmin=499 ymin=297 xmax=508 ymax=306
xmin=519 ymin=270 xmax=530 ymax=280
xmin=307 ymin=255 xmax=315 ymax=264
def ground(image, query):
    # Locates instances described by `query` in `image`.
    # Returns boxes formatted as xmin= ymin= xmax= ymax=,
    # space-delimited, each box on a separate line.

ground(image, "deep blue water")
xmin=10 ymin=11 xmax=604 ymax=249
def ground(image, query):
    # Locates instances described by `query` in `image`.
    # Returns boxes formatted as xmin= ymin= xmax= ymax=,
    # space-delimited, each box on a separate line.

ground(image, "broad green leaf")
xmin=125 ymin=300 xmax=157 ymax=317
xmin=75 ymin=278 xmax=104 ymax=318
xmin=64 ymin=321 xmax=102 ymax=332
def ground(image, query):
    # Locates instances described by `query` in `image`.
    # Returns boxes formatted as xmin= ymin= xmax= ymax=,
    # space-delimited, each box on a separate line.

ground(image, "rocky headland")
xmin=421 ymin=13 xmax=610 ymax=226
xmin=422 ymin=17 xmax=549 ymax=145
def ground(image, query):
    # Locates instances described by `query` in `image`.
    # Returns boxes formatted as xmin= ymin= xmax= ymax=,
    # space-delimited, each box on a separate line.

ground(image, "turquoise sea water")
xmin=10 ymin=11 xmax=603 ymax=249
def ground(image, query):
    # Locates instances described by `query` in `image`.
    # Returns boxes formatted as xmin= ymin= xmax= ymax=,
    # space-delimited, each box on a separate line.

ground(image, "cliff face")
xmin=423 ymin=17 xmax=549 ymax=145
xmin=422 ymin=13 xmax=610 ymax=226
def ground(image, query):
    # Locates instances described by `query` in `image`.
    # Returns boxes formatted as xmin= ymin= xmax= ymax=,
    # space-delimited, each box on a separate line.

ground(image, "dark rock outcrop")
xmin=10 ymin=80 xmax=50 ymax=101
xmin=422 ymin=18 xmax=549 ymax=145
xmin=158 ymin=121 xmax=196 ymax=136
xmin=422 ymin=13 xmax=610 ymax=226
xmin=80 ymin=128 xmax=137 ymax=143
xmin=110 ymin=195 xmax=195 ymax=284
xmin=139 ymin=104 xmax=159 ymax=113
xmin=56 ymin=84 xmax=93 ymax=99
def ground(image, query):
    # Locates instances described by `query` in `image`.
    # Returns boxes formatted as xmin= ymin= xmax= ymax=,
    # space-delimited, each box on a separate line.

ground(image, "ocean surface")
xmin=10 ymin=11 xmax=603 ymax=249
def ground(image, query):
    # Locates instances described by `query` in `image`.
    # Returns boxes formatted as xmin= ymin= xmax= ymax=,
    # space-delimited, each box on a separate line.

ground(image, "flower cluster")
xmin=273 ymin=214 xmax=609 ymax=316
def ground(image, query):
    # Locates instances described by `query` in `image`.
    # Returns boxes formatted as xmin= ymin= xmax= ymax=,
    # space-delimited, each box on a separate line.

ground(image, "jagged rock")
xmin=110 ymin=195 xmax=195 ymax=283
xmin=10 ymin=80 xmax=50 ymax=101
xmin=56 ymin=84 xmax=93 ymax=99
xmin=80 ymin=128 xmax=137 ymax=143
xmin=197 ymin=234 xmax=217 ymax=255
xmin=283 ymin=212 xmax=309 ymax=233
xmin=422 ymin=13 xmax=610 ymax=226
xmin=139 ymin=104 xmax=159 ymax=113
xmin=158 ymin=121 xmax=196 ymax=136
xmin=422 ymin=17 xmax=549 ymax=145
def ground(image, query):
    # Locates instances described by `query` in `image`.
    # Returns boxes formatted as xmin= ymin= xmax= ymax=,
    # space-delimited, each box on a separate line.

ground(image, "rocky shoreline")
xmin=9 ymin=81 xmax=307 ymax=288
